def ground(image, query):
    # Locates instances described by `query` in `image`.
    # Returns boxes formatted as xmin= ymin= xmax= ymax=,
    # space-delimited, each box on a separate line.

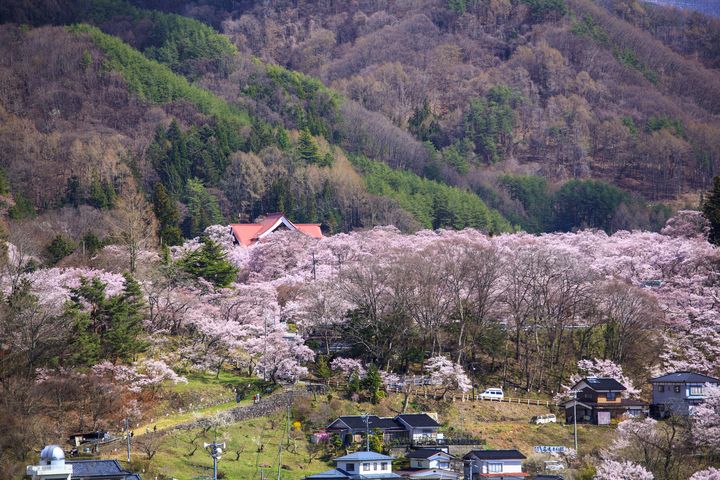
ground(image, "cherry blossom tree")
xmin=692 ymin=384 xmax=720 ymax=455
xmin=330 ymin=358 xmax=366 ymax=379
xmin=594 ymin=459 xmax=654 ymax=480
xmin=424 ymin=355 xmax=472 ymax=399
xmin=690 ymin=468 xmax=720 ymax=480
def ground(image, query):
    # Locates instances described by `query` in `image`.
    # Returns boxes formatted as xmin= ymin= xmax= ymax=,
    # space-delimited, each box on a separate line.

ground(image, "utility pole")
xmin=571 ymin=390 xmax=578 ymax=453
xmin=125 ymin=418 xmax=131 ymax=464
xmin=364 ymin=413 xmax=370 ymax=452
xmin=204 ymin=442 xmax=225 ymax=480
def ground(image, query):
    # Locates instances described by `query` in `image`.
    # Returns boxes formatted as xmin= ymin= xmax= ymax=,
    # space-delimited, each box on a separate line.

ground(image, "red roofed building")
xmin=230 ymin=213 xmax=323 ymax=246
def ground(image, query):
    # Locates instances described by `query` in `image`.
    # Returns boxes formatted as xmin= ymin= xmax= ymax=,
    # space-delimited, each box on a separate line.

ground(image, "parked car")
xmin=478 ymin=388 xmax=504 ymax=400
xmin=544 ymin=460 xmax=565 ymax=471
xmin=531 ymin=414 xmax=557 ymax=424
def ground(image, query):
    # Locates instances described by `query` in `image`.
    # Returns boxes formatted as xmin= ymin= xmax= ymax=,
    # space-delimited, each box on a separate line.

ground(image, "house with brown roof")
xmin=229 ymin=213 xmax=322 ymax=246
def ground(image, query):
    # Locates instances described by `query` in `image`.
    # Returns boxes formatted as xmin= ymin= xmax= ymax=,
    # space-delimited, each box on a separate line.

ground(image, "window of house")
xmin=381 ymin=462 xmax=388 ymax=470
xmin=488 ymin=463 xmax=503 ymax=473
xmin=606 ymin=392 xmax=617 ymax=401
xmin=690 ymin=385 xmax=704 ymax=396
xmin=674 ymin=385 xmax=681 ymax=393
xmin=439 ymin=462 xmax=450 ymax=468
xmin=658 ymin=385 xmax=665 ymax=393
xmin=346 ymin=464 xmax=355 ymax=471
xmin=363 ymin=463 xmax=370 ymax=471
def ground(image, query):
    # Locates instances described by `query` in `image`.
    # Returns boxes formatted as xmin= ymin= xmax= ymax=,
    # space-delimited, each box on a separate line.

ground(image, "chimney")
xmin=26 ymin=445 xmax=73 ymax=480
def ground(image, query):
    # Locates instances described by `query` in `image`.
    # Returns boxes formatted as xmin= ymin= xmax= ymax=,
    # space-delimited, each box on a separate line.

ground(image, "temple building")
xmin=230 ymin=213 xmax=323 ymax=246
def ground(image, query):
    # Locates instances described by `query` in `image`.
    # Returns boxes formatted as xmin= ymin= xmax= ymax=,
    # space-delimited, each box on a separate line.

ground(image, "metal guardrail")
xmin=473 ymin=396 xmax=556 ymax=407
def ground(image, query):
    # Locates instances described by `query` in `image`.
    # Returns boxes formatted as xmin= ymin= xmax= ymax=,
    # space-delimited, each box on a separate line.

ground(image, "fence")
xmin=473 ymin=396 xmax=555 ymax=407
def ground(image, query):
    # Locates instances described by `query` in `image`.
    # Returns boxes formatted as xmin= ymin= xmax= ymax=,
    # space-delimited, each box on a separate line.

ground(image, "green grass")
xmin=134 ymin=401 xmax=240 ymax=437
xmin=130 ymin=412 xmax=330 ymax=480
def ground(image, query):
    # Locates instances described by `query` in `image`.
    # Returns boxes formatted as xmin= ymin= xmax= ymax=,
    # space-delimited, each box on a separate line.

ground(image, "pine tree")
xmin=298 ymin=129 xmax=321 ymax=164
xmin=703 ymin=176 xmax=720 ymax=245
xmin=178 ymin=238 xmax=238 ymax=287
xmin=184 ymin=178 xmax=223 ymax=237
xmin=152 ymin=183 xmax=183 ymax=246
xmin=103 ymin=274 xmax=147 ymax=362
xmin=65 ymin=275 xmax=147 ymax=365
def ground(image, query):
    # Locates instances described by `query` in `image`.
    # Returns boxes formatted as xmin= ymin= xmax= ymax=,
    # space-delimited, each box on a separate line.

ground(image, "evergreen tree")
xmin=315 ymin=355 xmax=332 ymax=383
xmin=276 ymin=128 xmax=291 ymax=150
xmin=184 ymin=178 xmax=223 ymax=237
xmin=362 ymin=364 xmax=383 ymax=404
xmin=703 ymin=176 xmax=720 ymax=245
xmin=298 ymin=129 xmax=322 ymax=164
xmin=65 ymin=275 xmax=147 ymax=366
xmin=178 ymin=238 xmax=238 ymax=287
xmin=152 ymin=183 xmax=183 ymax=246
xmin=89 ymin=177 xmax=110 ymax=209
xmin=104 ymin=274 xmax=147 ymax=362
xmin=81 ymin=232 xmax=103 ymax=256
xmin=347 ymin=371 xmax=361 ymax=398
xmin=46 ymin=235 xmax=76 ymax=265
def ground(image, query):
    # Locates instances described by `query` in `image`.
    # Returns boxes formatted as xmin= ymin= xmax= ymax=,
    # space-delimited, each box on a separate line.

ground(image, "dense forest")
xmin=1 ymin=0 xmax=719 ymax=242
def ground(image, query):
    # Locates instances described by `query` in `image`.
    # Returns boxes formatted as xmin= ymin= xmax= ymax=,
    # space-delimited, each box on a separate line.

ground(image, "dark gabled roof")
xmin=406 ymin=449 xmax=452 ymax=460
xmin=649 ymin=371 xmax=720 ymax=384
xmin=575 ymin=377 xmax=626 ymax=392
xmin=464 ymin=449 xmax=526 ymax=460
xmin=67 ymin=459 xmax=141 ymax=478
xmin=396 ymin=414 xmax=441 ymax=428
xmin=329 ymin=416 xmax=404 ymax=431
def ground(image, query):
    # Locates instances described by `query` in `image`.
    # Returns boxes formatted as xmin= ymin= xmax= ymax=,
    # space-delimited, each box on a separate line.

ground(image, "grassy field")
xmin=105 ymin=383 xmax=616 ymax=479
xmin=130 ymin=411 xmax=330 ymax=480
xmin=446 ymin=399 xmax=617 ymax=454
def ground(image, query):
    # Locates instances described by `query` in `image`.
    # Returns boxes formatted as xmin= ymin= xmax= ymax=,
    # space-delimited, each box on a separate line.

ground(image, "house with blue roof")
xmin=304 ymin=451 xmax=401 ymax=480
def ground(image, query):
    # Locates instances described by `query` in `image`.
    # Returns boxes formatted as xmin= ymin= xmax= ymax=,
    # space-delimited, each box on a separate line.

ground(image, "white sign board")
xmin=534 ymin=446 xmax=566 ymax=454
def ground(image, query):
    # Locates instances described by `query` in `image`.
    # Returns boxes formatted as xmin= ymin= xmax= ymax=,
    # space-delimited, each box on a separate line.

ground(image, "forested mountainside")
xmin=643 ymin=0 xmax=720 ymax=18
xmin=99 ymin=0 xmax=720 ymax=203
xmin=0 ymin=9 xmax=512 ymax=247
xmin=1 ymin=0 xmax=720 ymax=239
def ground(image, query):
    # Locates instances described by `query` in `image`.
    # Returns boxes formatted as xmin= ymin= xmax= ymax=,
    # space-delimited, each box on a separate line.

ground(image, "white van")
xmin=478 ymin=388 xmax=504 ymax=400
xmin=531 ymin=414 xmax=557 ymax=424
